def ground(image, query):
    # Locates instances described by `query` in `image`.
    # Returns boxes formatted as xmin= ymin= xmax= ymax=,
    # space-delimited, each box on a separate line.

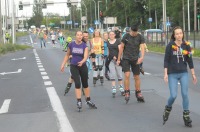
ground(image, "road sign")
xmin=67 ymin=21 xmax=72 ymax=25
xmin=166 ymin=22 xmax=171 ymax=26
xmin=148 ymin=18 xmax=152 ymax=23
xmin=74 ymin=23 xmax=79 ymax=26
xmin=88 ymin=27 xmax=94 ymax=34
xmin=197 ymin=15 xmax=200 ymax=19
xmin=94 ymin=20 xmax=99 ymax=25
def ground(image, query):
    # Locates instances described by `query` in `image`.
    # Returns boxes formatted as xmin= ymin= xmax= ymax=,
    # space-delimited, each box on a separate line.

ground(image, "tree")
xmin=28 ymin=0 xmax=44 ymax=27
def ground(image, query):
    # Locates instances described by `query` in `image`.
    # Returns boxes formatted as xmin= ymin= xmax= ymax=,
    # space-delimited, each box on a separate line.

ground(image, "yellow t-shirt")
xmin=92 ymin=38 xmax=102 ymax=54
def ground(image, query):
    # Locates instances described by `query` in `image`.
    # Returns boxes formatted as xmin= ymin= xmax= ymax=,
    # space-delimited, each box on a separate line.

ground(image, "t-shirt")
xmin=115 ymin=30 xmax=121 ymax=39
xmin=51 ymin=34 xmax=56 ymax=40
xmin=108 ymin=39 xmax=120 ymax=59
xmin=104 ymin=41 xmax=108 ymax=56
xmin=92 ymin=38 xmax=102 ymax=54
xmin=121 ymin=33 xmax=145 ymax=60
xmin=68 ymin=41 xmax=87 ymax=65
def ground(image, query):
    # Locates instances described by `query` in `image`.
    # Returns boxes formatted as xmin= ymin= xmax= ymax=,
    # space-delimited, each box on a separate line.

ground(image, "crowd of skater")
xmin=32 ymin=24 xmax=197 ymax=127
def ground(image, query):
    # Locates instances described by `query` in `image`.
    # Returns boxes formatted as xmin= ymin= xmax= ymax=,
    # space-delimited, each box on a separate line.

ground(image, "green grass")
xmin=147 ymin=44 xmax=200 ymax=58
xmin=16 ymin=32 xmax=29 ymax=38
xmin=0 ymin=43 xmax=31 ymax=55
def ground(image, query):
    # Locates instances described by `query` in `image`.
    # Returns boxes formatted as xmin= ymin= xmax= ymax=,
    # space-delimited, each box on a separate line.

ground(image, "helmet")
xmin=67 ymin=36 xmax=72 ymax=42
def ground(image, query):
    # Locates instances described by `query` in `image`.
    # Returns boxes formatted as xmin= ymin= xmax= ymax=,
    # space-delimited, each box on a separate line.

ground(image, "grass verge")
xmin=147 ymin=44 xmax=200 ymax=58
xmin=0 ymin=43 xmax=31 ymax=56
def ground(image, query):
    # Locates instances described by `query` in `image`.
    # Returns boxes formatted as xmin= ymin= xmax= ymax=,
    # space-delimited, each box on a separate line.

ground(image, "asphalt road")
xmin=0 ymin=34 xmax=200 ymax=132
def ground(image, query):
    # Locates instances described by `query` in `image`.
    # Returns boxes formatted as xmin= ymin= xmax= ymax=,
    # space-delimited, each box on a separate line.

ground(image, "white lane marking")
xmin=11 ymin=57 xmax=26 ymax=60
xmin=42 ymin=76 xmax=49 ymax=80
xmin=35 ymin=56 xmax=39 ymax=59
xmin=39 ymin=68 xmax=45 ymax=71
xmin=46 ymin=87 xmax=74 ymax=132
xmin=41 ymin=72 xmax=47 ymax=75
xmin=0 ymin=99 xmax=11 ymax=114
xmin=37 ymin=60 xmax=41 ymax=63
xmin=29 ymin=35 xmax=34 ymax=47
xmin=144 ymin=72 xmax=151 ymax=75
xmin=37 ymin=63 xmax=42 ymax=65
xmin=38 ymin=65 xmax=43 ymax=68
xmin=0 ymin=69 xmax=22 ymax=75
xmin=36 ymin=59 xmax=40 ymax=61
xmin=44 ymin=81 xmax=52 ymax=86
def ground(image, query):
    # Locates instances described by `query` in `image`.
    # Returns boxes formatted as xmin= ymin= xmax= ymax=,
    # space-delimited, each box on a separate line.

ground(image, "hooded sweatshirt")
xmin=164 ymin=41 xmax=194 ymax=74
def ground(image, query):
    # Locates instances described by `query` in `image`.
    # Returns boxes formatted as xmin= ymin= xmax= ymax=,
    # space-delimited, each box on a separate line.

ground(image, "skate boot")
xmin=64 ymin=83 xmax=72 ymax=96
xmin=140 ymin=68 xmax=145 ymax=75
xmin=163 ymin=105 xmax=172 ymax=125
xmin=86 ymin=100 xmax=97 ymax=109
xmin=105 ymin=74 xmax=110 ymax=80
xmin=135 ymin=90 xmax=145 ymax=102
xmin=77 ymin=101 xmax=82 ymax=112
xmin=93 ymin=77 xmax=97 ymax=86
xmin=183 ymin=110 xmax=192 ymax=127
xmin=100 ymin=76 xmax=104 ymax=85
xmin=112 ymin=86 xmax=117 ymax=98
xmin=124 ymin=90 xmax=130 ymax=104
xmin=119 ymin=85 xmax=125 ymax=96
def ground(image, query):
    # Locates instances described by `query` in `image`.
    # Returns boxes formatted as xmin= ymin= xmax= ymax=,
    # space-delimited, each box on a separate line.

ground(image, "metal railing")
xmin=142 ymin=31 xmax=200 ymax=49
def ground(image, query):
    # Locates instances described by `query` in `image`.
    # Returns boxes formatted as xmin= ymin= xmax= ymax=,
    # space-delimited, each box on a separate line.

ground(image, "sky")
xmin=1 ymin=0 xmax=80 ymax=17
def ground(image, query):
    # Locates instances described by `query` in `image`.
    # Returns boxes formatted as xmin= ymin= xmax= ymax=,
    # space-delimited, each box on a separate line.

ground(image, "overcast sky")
xmin=1 ymin=0 xmax=81 ymax=17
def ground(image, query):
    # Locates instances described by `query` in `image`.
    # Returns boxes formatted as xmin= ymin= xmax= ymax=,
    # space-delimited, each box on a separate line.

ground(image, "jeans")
xmin=167 ymin=72 xmax=189 ymax=110
xmin=40 ymin=38 xmax=46 ymax=48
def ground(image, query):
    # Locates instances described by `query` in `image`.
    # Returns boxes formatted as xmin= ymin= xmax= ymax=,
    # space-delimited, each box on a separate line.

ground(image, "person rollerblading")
xmin=183 ymin=110 xmax=192 ymax=127
xmin=93 ymin=77 xmax=97 ymax=86
xmin=135 ymin=90 xmax=145 ymax=102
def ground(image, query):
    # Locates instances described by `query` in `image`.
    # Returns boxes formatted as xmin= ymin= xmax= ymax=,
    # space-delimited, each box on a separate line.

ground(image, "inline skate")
xmin=163 ymin=105 xmax=172 ymax=125
xmin=135 ymin=90 xmax=145 ymax=102
xmin=183 ymin=110 xmax=192 ymax=127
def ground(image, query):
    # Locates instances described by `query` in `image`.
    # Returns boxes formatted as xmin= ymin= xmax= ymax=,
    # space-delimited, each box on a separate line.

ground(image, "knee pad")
xmin=91 ymin=53 xmax=96 ymax=58
xmin=94 ymin=66 xmax=98 ymax=71
xmin=99 ymin=65 xmax=103 ymax=71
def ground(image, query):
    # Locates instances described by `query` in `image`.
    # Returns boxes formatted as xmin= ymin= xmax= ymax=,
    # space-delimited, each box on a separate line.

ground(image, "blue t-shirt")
xmin=68 ymin=41 xmax=87 ymax=65
xmin=104 ymin=41 xmax=108 ymax=56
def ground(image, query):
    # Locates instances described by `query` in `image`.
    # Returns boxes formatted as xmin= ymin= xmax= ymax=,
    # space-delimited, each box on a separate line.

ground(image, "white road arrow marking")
xmin=0 ymin=99 xmax=11 ymax=114
xmin=0 ymin=69 xmax=22 ymax=75
xmin=11 ymin=57 xmax=26 ymax=60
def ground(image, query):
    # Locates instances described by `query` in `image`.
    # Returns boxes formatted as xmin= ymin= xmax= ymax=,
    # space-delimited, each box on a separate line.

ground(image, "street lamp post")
xmin=82 ymin=1 xmax=87 ymax=30
xmin=98 ymin=1 xmax=102 ymax=29
xmin=92 ymin=0 xmax=97 ymax=29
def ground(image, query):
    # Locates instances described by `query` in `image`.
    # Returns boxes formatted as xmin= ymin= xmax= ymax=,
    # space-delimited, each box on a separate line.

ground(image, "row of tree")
xmin=27 ymin=0 xmax=199 ymax=30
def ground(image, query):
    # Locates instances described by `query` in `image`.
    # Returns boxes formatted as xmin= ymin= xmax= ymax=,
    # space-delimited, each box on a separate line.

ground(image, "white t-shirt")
xmin=51 ymin=34 xmax=56 ymax=40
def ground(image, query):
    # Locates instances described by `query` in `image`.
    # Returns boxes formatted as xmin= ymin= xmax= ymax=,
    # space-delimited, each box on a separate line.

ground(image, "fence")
xmin=142 ymin=31 xmax=200 ymax=49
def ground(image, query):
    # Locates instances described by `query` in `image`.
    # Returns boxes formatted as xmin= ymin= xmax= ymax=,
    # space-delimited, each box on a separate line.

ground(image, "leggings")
xmin=70 ymin=64 xmax=88 ymax=89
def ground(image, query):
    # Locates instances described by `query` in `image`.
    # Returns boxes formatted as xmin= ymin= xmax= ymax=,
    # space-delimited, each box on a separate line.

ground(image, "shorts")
xmin=122 ymin=59 xmax=140 ymax=75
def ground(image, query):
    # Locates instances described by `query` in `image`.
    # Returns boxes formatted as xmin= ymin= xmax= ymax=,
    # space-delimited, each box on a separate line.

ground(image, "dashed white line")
xmin=37 ymin=63 xmax=42 ymax=65
xmin=41 ymin=72 xmax=47 ymax=75
xmin=44 ymin=81 xmax=52 ymax=86
xmin=39 ymin=68 xmax=45 ymax=71
xmin=46 ymin=87 xmax=74 ymax=132
xmin=38 ymin=65 xmax=44 ymax=68
xmin=0 ymin=99 xmax=11 ymax=114
xmin=42 ymin=76 xmax=49 ymax=80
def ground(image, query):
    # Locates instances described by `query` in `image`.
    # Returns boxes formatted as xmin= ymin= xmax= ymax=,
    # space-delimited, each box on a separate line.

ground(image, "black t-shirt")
xmin=108 ymin=39 xmax=121 ymax=59
xmin=121 ymin=33 xmax=145 ymax=60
